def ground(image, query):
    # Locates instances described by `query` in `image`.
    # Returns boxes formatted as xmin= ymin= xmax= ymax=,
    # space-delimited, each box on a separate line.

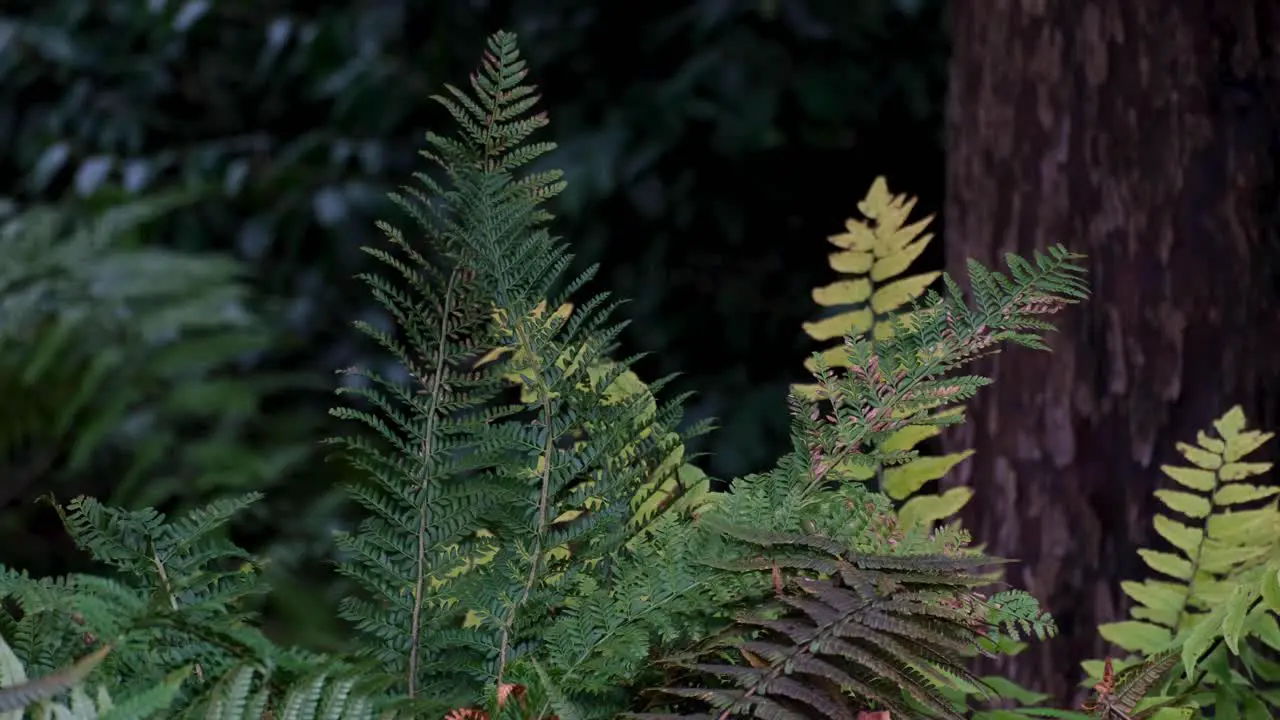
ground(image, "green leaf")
xmin=980 ymin=675 xmax=1050 ymax=705
xmin=1097 ymin=620 xmax=1172 ymax=654
xmin=1260 ymin=566 xmax=1280 ymax=614
xmin=1181 ymin=608 xmax=1226 ymax=677
xmin=1222 ymin=583 xmax=1254 ymax=654
xmin=1214 ymin=483 xmax=1280 ymax=505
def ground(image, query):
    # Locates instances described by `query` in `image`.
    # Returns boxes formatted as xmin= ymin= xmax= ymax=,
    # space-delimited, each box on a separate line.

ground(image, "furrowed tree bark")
xmin=944 ymin=0 xmax=1280 ymax=703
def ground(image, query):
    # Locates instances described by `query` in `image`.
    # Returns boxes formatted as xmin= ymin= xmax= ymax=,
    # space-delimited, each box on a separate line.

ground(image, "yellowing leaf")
xmin=1213 ymin=483 xmax=1280 ymax=505
xmin=1154 ymin=489 xmax=1211 ymax=518
xmin=1197 ymin=542 xmax=1268 ymax=574
xmin=1218 ymin=461 xmax=1272 ymax=481
xmin=869 ymin=233 xmax=932 ymax=281
xmin=1160 ymin=465 xmax=1217 ymax=492
xmin=882 ymin=450 xmax=974 ymax=501
xmin=897 ymin=486 xmax=973 ymax=531
xmin=830 ymin=458 xmax=877 ymax=481
xmin=870 ymin=272 xmax=941 ymax=315
xmin=1176 ymin=442 xmax=1223 ymax=469
xmin=1224 ymin=430 xmax=1274 ymax=462
xmin=876 ymin=217 xmax=934 ymax=256
xmin=1121 ymin=580 xmax=1188 ymax=628
xmin=828 ymin=225 xmax=875 ymax=251
xmin=1152 ymin=515 xmax=1202 ymax=556
xmin=856 ymin=176 xmax=894 ymax=218
xmin=812 ymin=278 xmax=872 ymax=306
xmin=879 ymin=424 xmax=943 ymax=453
xmin=1208 ymin=507 xmax=1280 ymax=542
xmin=802 ymin=345 xmax=853 ymax=373
xmin=1139 ymin=549 xmax=1193 ymax=581
xmin=1213 ymin=405 xmax=1248 ymax=438
xmin=801 ymin=309 xmax=874 ymax=341
xmin=790 ymin=383 xmax=820 ymax=401
xmin=829 ymin=249 xmax=873 ymax=274
xmin=1195 ymin=431 xmax=1226 ymax=453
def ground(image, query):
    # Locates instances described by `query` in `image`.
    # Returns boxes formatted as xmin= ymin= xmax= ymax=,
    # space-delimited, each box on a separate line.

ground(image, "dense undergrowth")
xmin=1 ymin=30 xmax=1277 ymax=720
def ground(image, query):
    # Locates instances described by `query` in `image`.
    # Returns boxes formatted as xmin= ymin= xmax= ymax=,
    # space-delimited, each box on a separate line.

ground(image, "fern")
xmin=0 ymin=30 xmax=1108 ymax=720
xmin=1079 ymin=652 xmax=1195 ymax=720
xmin=633 ymin=532 xmax=1032 ymax=720
xmin=0 ymin=493 xmax=285 ymax=714
xmin=794 ymin=177 xmax=975 ymax=532
xmin=473 ymin=300 xmax=717 ymax=542
xmin=0 ymin=631 xmax=185 ymax=719
xmin=1090 ymin=405 xmax=1280 ymax=716
xmin=614 ymin=241 xmax=1085 ymax=717
xmin=327 ymin=29 xmax=701 ymax=713
xmin=185 ymin=664 xmax=400 ymax=720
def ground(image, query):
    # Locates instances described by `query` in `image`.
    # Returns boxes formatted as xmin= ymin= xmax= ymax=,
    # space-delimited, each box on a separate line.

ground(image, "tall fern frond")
xmin=793 ymin=178 xmax=975 ymax=532
xmin=329 ymin=29 xmax=701 ymax=711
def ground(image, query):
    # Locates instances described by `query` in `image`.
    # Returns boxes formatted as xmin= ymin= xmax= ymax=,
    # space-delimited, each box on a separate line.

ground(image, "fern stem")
xmin=406 ymin=268 xmax=462 ymax=697
xmin=495 ymin=320 xmax=555 ymax=691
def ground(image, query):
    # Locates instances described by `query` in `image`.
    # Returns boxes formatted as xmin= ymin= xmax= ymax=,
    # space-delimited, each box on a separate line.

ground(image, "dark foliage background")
xmin=0 ymin=0 xmax=945 ymax=651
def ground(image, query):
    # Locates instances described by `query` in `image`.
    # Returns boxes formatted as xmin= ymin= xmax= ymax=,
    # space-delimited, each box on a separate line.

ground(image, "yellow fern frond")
xmin=1088 ymin=405 xmax=1280 ymax=686
xmin=794 ymin=175 xmax=941 ymax=393
xmin=794 ymin=177 xmax=970 ymax=531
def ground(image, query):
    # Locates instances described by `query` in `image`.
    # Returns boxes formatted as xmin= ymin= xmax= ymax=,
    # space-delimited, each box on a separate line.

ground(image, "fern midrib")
xmin=407 ymin=268 xmax=461 ymax=697
xmin=495 ymin=318 xmax=556 ymax=692
xmin=1169 ymin=469 xmax=1221 ymax=637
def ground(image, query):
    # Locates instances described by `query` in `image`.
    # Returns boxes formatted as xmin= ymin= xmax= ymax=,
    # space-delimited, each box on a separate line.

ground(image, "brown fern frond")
xmin=1081 ymin=652 xmax=1181 ymax=720
xmin=631 ymin=549 xmax=1007 ymax=720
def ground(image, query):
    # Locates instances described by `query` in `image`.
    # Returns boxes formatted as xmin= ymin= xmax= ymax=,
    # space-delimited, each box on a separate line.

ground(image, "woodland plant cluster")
xmin=2 ymin=31 xmax=1279 ymax=720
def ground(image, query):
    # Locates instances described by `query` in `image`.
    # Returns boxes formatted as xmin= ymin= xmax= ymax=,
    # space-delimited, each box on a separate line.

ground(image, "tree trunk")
xmin=943 ymin=0 xmax=1280 ymax=703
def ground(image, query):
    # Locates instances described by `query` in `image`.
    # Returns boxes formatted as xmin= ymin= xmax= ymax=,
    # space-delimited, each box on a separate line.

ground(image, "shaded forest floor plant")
xmin=2 ymin=27 xmax=1250 ymax=720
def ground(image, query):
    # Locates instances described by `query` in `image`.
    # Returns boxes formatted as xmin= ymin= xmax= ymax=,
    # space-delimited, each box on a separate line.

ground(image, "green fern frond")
xmin=329 ymin=29 xmax=704 ymax=710
xmin=629 ymin=242 xmax=1082 ymax=718
xmin=473 ymin=300 xmax=716 ymax=543
xmin=1093 ymin=407 xmax=1278 ymax=658
xmin=794 ymin=178 xmax=978 ymax=532
xmin=1088 ymin=406 xmax=1280 ymax=715
xmin=189 ymin=664 xmax=400 ymax=720
xmin=0 ymin=493 xmax=283 ymax=714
